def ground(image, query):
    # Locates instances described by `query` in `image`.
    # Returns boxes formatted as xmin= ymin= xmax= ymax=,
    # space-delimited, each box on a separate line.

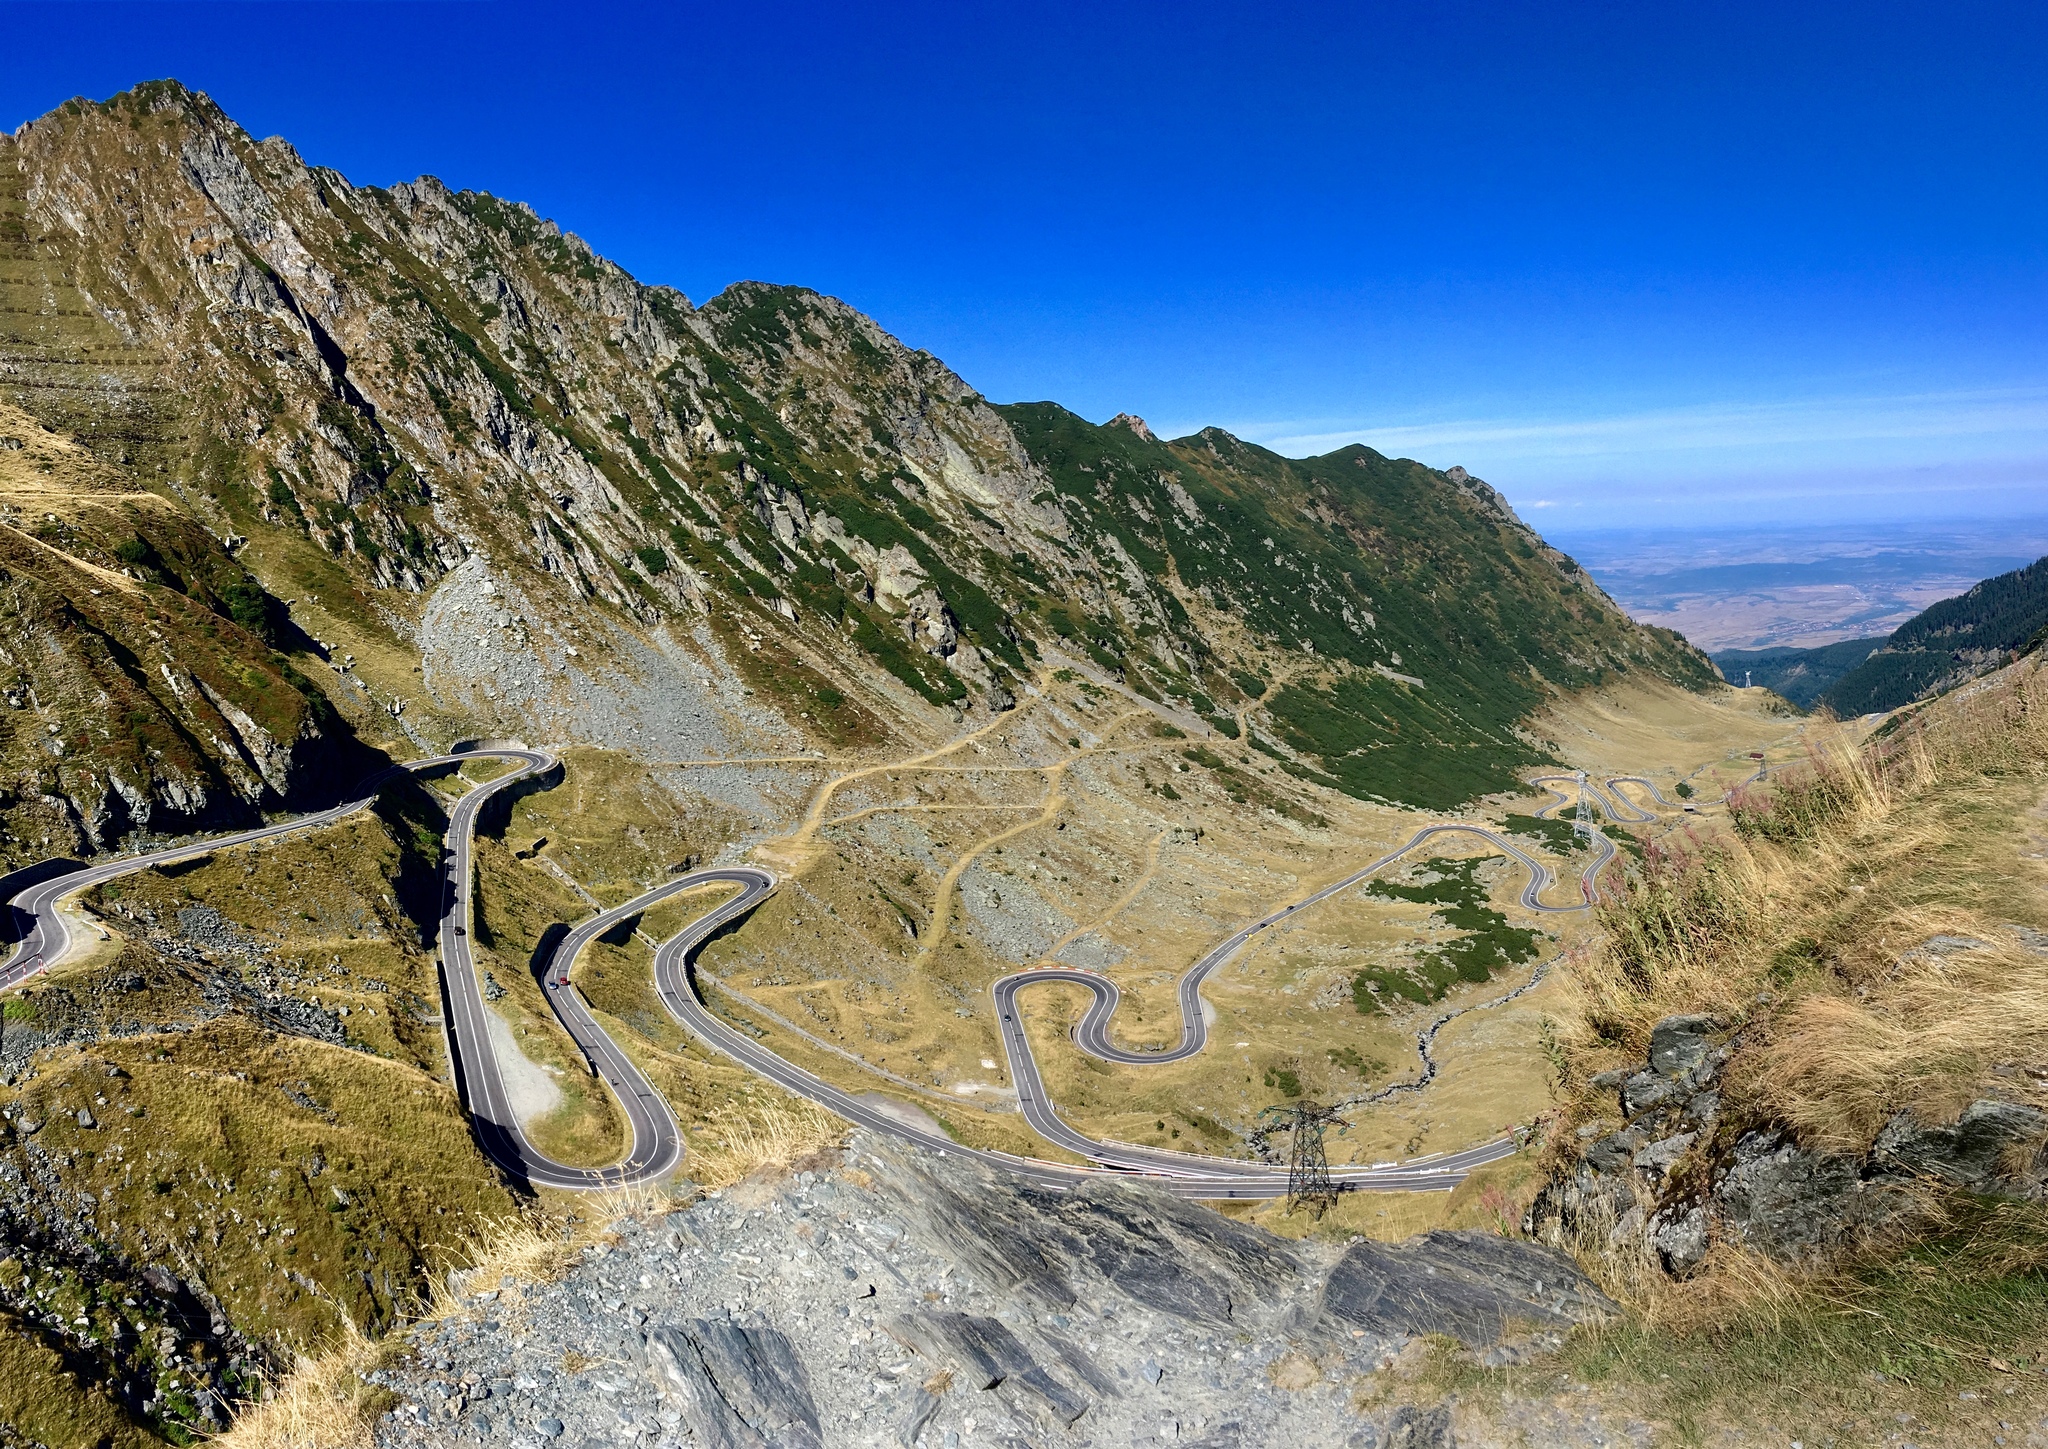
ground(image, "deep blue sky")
xmin=5 ymin=1 xmax=2046 ymax=528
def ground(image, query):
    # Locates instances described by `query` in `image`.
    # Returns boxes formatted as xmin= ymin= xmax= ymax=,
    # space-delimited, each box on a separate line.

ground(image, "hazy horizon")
xmin=1547 ymin=517 xmax=2048 ymax=651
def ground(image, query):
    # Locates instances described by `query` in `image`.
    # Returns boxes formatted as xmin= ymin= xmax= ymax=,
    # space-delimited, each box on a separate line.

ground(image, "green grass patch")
xmin=1263 ymin=1065 xmax=1303 ymax=1098
xmin=1351 ymin=857 xmax=1541 ymax=1012
xmin=1544 ymin=1198 xmax=2048 ymax=1442
xmin=1327 ymin=1045 xmax=1389 ymax=1079
xmin=1501 ymin=811 xmax=1582 ymax=853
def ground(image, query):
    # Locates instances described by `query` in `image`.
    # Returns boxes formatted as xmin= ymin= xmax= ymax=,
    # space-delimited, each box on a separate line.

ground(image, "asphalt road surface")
xmin=637 ymin=865 xmax=1506 ymax=1197
xmin=1605 ymin=775 xmax=1684 ymax=812
xmin=0 ymin=747 xmax=686 ymax=1189
xmin=4 ymin=756 xmax=1677 ymax=1201
xmin=979 ymin=807 xmax=1631 ymax=1182
xmin=1528 ymin=773 xmax=1657 ymax=828
xmin=1 ymin=754 xmax=473 ymax=992
xmin=434 ymin=749 xmax=692 ymax=1190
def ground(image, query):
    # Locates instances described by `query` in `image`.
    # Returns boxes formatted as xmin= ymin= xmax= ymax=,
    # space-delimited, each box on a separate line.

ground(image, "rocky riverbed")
xmin=370 ymin=1132 xmax=1615 ymax=1448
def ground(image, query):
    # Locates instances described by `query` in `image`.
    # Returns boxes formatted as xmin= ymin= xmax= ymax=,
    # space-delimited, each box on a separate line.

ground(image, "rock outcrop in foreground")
xmin=372 ymin=1133 xmax=1611 ymax=1448
xmin=1531 ymin=981 xmax=2048 ymax=1276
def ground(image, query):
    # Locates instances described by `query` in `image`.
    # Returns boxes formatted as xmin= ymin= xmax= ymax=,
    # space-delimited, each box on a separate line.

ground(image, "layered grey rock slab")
xmin=1872 ymin=1099 xmax=2048 ymax=1190
xmin=371 ymin=1131 xmax=1608 ymax=1448
xmin=644 ymin=1320 xmax=822 ymax=1449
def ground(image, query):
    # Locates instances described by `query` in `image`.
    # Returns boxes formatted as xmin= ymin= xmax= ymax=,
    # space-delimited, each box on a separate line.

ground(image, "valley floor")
xmin=2 ymin=669 xmax=1835 ymax=1448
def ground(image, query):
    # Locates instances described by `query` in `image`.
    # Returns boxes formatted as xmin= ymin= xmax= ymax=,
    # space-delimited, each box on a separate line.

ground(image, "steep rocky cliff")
xmin=0 ymin=81 xmax=1711 ymax=848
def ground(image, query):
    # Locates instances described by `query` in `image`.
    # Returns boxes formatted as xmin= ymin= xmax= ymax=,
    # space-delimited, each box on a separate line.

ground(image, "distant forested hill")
xmin=1712 ymin=636 xmax=1886 ymax=708
xmin=1816 ymin=555 xmax=2048 ymax=716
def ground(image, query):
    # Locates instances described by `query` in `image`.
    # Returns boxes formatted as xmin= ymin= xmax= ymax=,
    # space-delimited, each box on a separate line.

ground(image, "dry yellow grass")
xmin=211 ymin=1300 xmax=383 ymax=1449
xmin=1754 ymin=919 xmax=2048 ymax=1150
xmin=0 ymin=1018 xmax=517 ymax=1354
xmin=1547 ymin=654 xmax=2048 ymax=1259
xmin=216 ymin=1201 xmax=611 ymax=1449
xmin=1546 ymin=690 xmax=2048 ymax=1153
xmin=1553 ymin=720 xmax=1897 ymax=1049
xmin=422 ymin=1212 xmax=585 ymax=1319
xmin=685 ymin=1096 xmax=843 ymax=1189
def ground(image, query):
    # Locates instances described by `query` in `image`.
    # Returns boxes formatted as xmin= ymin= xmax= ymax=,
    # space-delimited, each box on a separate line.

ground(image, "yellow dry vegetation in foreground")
xmin=0 ymin=1020 xmax=517 ymax=1336
xmin=1512 ymin=657 xmax=2048 ymax=1442
xmin=215 ymin=1101 xmax=841 ymax=1449
xmin=1555 ymin=673 xmax=2048 ymax=1149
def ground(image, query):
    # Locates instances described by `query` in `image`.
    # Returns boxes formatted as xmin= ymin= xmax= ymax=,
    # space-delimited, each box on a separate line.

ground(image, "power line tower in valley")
xmin=1262 ymin=1102 xmax=1346 ymax=1218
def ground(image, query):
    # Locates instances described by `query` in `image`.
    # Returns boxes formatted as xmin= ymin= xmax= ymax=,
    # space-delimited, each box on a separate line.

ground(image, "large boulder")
xmin=1647 ymin=1014 xmax=1719 ymax=1078
xmin=1872 ymin=1099 xmax=2048 ymax=1191
xmin=1710 ymin=1131 xmax=1913 ymax=1259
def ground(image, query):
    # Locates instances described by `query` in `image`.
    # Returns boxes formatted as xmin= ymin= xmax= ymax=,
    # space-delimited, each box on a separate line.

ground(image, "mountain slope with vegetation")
xmin=0 ymin=399 xmax=367 ymax=863
xmin=0 ymin=81 xmax=1707 ymax=837
xmin=1005 ymin=408 xmax=1713 ymax=805
xmin=1817 ymin=553 xmax=2048 ymax=716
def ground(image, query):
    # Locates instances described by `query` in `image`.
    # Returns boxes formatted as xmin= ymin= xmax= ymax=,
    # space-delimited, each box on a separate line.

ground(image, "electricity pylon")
xmin=1261 ymin=1101 xmax=1346 ymax=1218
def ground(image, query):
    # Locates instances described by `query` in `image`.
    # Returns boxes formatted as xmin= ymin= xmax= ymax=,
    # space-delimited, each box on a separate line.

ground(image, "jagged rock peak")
xmin=1107 ymin=411 xmax=1156 ymax=442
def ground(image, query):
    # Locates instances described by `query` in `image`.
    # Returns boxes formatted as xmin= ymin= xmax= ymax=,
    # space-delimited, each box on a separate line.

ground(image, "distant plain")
xmin=1555 ymin=518 xmax=2048 ymax=651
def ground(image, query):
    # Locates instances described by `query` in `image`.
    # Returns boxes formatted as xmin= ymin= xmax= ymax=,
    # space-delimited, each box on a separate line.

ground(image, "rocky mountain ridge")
xmin=0 ymin=80 xmax=1711 ymax=855
xmin=0 ymin=399 xmax=359 ymax=855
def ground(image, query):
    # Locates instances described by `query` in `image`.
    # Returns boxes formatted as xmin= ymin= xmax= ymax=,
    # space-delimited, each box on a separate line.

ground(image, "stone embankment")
xmin=372 ymin=1132 xmax=1612 ymax=1448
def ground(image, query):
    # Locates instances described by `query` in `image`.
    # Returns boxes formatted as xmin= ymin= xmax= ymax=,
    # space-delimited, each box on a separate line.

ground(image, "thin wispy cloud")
xmin=1220 ymin=384 xmax=2048 ymax=464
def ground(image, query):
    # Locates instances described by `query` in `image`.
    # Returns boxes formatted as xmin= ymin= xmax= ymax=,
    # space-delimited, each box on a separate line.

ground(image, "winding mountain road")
xmin=1527 ymin=773 xmax=1658 ymax=828
xmin=0 ymin=747 xmax=693 ymax=1190
xmin=996 ymin=815 xmax=1602 ymax=1071
xmin=434 ymin=749 xmax=690 ymax=1190
xmin=4 ymin=750 xmax=1683 ymax=1201
xmin=2 ymin=752 xmax=476 ymax=992
xmin=977 ymin=810 xmax=1626 ymax=1181
xmin=639 ymin=865 xmax=1511 ymax=1197
xmin=1605 ymin=775 xmax=1685 ymax=812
